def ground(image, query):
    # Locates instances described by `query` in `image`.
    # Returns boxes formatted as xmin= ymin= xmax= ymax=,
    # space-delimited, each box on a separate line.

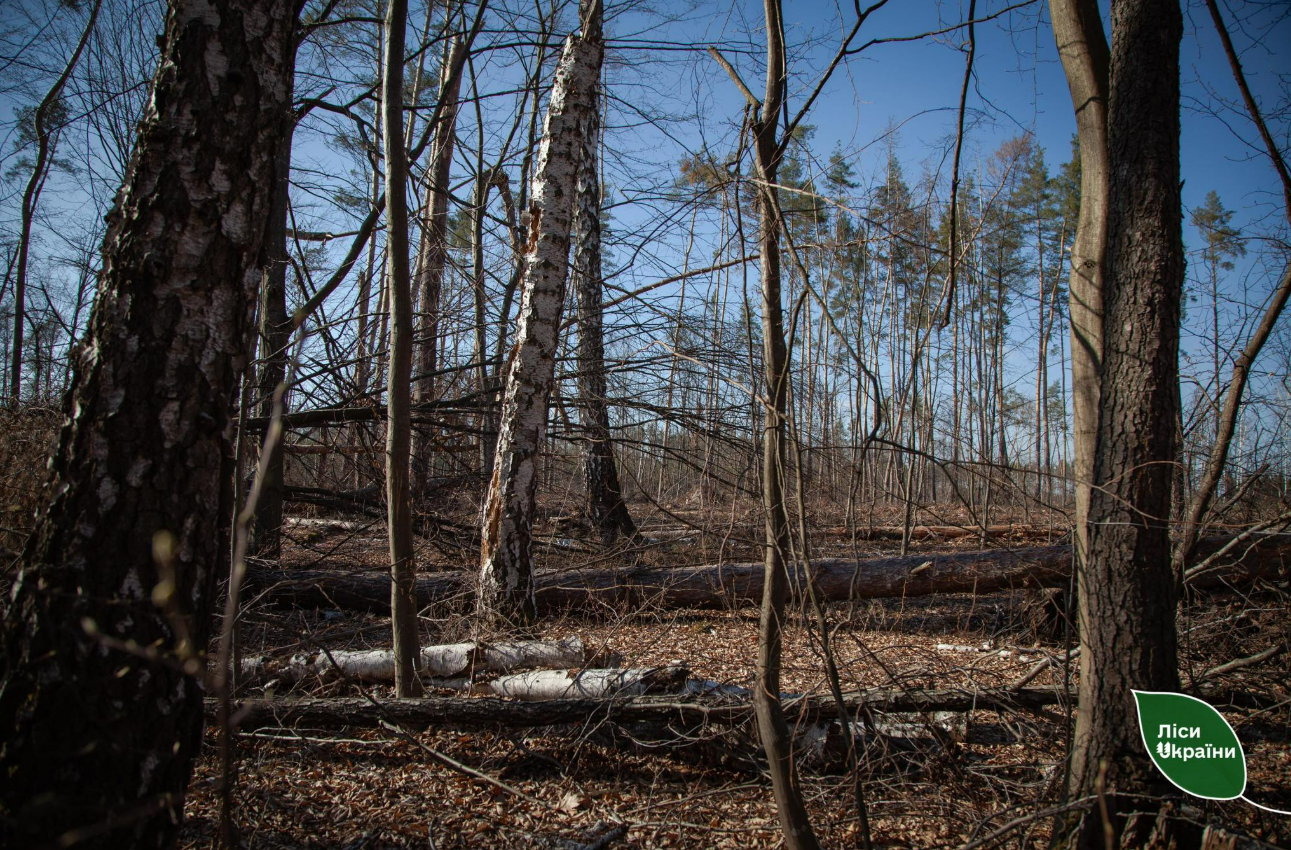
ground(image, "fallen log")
xmin=215 ymin=686 xmax=1072 ymax=733
xmin=489 ymin=666 xmax=690 ymax=701
xmin=243 ymin=534 xmax=1290 ymax=614
xmin=241 ymin=637 xmax=599 ymax=685
xmin=820 ymin=524 xmax=1030 ymax=541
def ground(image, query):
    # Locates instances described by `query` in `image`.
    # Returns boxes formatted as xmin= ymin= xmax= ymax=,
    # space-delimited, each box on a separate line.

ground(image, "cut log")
xmin=243 ymin=534 xmax=1291 ymax=614
xmin=241 ymin=637 xmax=594 ymax=685
xmin=489 ymin=666 xmax=689 ymax=701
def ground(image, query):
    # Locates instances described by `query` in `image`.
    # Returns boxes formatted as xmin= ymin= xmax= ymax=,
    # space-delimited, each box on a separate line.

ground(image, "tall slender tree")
xmin=1049 ymin=0 xmax=1109 ymax=577
xmin=411 ymin=34 xmax=465 ymax=492
xmin=9 ymin=0 xmax=104 ymax=407
xmin=382 ymin=0 xmax=422 ymax=696
xmin=569 ymin=17 xmax=636 ymax=545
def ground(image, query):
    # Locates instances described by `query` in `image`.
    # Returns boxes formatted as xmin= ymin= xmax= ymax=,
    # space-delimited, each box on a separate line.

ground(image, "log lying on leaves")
xmin=820 ymin=524 xmax=1029 ymax=541
xmin=215 ymin=685 xmax=1072 ymax=732
xmin=489 ymin=666 xmax=689 ymax=701
xmin=243 ymin=534 xmax=1290 ymax=614
xmin=241 ymin=637 xmax=598 ymax=685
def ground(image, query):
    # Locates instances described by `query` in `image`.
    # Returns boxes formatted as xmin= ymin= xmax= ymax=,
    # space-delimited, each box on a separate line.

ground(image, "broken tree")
xmin=477 ymin=1 xmax=605 ymax=625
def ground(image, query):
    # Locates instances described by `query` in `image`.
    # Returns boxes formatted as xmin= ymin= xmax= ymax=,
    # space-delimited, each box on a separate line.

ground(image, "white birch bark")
xmin=478 ymin=16 xmax=604 ymax=625
xmin=246 ymin=637 xmax=592 ymax=684
xmin=489 ymin=666 xmax=689 ymax=701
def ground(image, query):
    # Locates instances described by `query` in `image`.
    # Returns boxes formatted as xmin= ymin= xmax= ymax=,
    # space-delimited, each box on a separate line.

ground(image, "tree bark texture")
xmin=382 ymin=0 xmax=422 ymax=698
xmin=569 ymin=19 xmax=636 ymax=546
xmin=252 ymin=97 xmax=297 ymax=558
xmin=1065 ymin=0 xmax=1190 ymax=845
xmin=477 ymin=14 xmax=603 ymax=626
xmin=246 ymin=534 xmax=1290 ymax=615
xmin=411 ymin=37 xmax=464 ymax=490
xmin=0 ymin=1 xmax=297 ymax=846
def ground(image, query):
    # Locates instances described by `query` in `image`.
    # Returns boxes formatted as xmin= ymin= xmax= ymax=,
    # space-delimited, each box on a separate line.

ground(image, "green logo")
xmin=1132 ymin=690 xmax=1246 ymax=800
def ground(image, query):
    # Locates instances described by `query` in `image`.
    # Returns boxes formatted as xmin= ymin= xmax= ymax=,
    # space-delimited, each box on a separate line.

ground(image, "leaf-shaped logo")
xmin=1133 ymin=690 xmax=1247 ymax=800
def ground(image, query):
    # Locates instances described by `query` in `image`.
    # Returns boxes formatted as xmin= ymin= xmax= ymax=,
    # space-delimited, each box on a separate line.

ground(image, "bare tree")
xmin=9 ymin=0 xmax=103 ymax=407
xmin=411 ymin=33 xmax=465 ymax=491
xmin=382 ymin=0 xmax=422 ymax=697
xmin=1049 ymin=0 xmax=1108 ymax=568
xmin=0 ymin=0 xmax=297 ymax=845
xmin=569 ymin=8 xmax=635 ymax=545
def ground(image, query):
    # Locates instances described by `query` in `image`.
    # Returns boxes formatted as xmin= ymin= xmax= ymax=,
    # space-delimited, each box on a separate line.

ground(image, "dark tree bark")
xmin=411 ymin=36 xmax=465 ymax=492
xmin=1062 ymin=0 xmax=1191 ymax=845
xmin=252 ymin=99 xmax=297 ymax=559
xmin=569 ymin=16 xmax=636 ymax=546
xmin=0 ymin=1 xmax=298 ymax=846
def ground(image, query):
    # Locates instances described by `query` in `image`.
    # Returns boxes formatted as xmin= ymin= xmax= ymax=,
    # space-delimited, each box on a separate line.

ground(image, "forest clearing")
xmin=1 ymin=0 xmax=1289 ymax=847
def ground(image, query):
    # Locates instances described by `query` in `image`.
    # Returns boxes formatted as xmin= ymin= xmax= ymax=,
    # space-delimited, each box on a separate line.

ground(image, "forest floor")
xmin=175 ymin=496 xmax=1291 ymax=849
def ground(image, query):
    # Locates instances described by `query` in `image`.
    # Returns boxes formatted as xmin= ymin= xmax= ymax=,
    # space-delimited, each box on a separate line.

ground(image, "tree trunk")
xmin=1048 ymin=0 xmax=1109 ymax=575
xmin=570 ymin=25 xmax=635 ymax=546
xmin=1063 ymin=0 xmax=1191 ymax=845
xmin=382 ymin=0 xmax=422 ymax=698
xmin=0 ymin=1 xmax=297 ymax=845
xmin=252 ymin=107 xmax=297 ymax=558
xmin=477 ymin=7 xmax=604 ymax=626
xmin=411 ymin=36 xmax=465 ymax=492
xmin=745 ymin=1 xmax=820 ymax=845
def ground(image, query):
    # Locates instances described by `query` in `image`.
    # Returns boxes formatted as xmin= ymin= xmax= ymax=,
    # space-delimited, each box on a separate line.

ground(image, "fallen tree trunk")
xmin=489 ymin=666 xmax=689 ymax=701
xmin=242 ymin=637 xmax=600 ymax=685
xmin=243 ymin=534 xmax=1290 ymax=614
xmin=216 ymin=686 xmax=1072 ymax=732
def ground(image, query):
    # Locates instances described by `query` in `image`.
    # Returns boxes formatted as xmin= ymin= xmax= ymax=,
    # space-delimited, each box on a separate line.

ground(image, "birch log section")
xmin=477 ymin=7 xmax=604 ymax=625
xmin=241 ymin=637 xmax=596 ymax=684
xmin=245 ymin=534 xmax=1290 ymax=614
xmin=489 ymin=666 xmax=689 ymax=700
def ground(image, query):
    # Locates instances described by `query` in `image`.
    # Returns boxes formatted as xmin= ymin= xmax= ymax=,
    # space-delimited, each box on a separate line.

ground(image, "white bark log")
xmin=244 ymin=637 xmax=593 ymax=684
xmin=489 ymin=666 xmax=690 ymax=701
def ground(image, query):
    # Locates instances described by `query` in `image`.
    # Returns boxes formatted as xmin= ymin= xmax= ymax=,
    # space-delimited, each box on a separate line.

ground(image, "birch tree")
xmin=477 ymin=0 xmax=604 ymax=625
xmin=0 ymin=0 xmax=297 ymax=844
